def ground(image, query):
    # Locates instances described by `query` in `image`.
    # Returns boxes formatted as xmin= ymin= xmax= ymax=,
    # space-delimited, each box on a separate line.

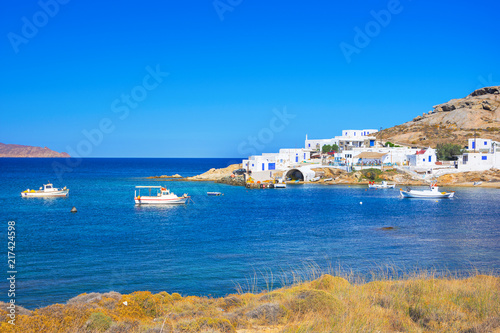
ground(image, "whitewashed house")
xmin=468 ymin=138 xmax=493 ymax=152
xmin=305 ymin=129 xmax=378 ymax=152
xmin=408 ymin=148 xmax=437 ymax=167
xmin=336 ymin=129 xmax=378 ymax=150
xmin=242 ymin=149 xmax=311 ymax=173
xmin=458 ymin=138 xmax=500 ymax=171
xmin=304 ymin=135 xmax=337 ymax=151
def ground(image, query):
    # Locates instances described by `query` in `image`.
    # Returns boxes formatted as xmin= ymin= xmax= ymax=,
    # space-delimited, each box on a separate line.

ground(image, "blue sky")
xmin=1 ymin=0 xmax=499 ymax=157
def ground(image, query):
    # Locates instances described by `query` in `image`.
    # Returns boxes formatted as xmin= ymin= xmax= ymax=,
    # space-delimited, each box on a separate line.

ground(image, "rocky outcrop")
xmin=376 ymin=86 xmax=500 ymax=147
xmin=147 ymin=174 xmax=183 ymax=179
xmin=216 ymin=175 xmax=245 ymax=186
xmin=0 ymin=143 xmax=70 ymax=157
xmin=437 ymin=168 xmax=500 ymax=185
xmin=184 ymin=164 xmax=242 ymax=181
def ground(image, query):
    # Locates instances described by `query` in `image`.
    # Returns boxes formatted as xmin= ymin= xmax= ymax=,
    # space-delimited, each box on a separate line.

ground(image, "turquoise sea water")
xmin=0 ymin=158 xmax=499 ymax=309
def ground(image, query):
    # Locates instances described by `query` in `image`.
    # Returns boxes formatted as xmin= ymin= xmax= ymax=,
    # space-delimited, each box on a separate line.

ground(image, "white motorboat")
xmin=368 ymin=181 xmax=395 ymax=189
xmin=400 ymin=184 xmax=454 ymax=198
xmin=135 ymin=186 xmax=189 ymax=205
xmin=207 ymin=192 xmax=222 ymax=196
xmin=274 ymin=183 xmax=286 ymax=188
xmin=21 ymin=182 xmax=69 ymax=197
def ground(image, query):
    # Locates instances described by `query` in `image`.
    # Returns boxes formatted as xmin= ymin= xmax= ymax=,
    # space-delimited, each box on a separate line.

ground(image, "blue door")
xmin=295 ymin=156 xmax=298 ymax=163
xmin=268 ymin=163 xmax=275 ymax=170
xmin=262 ymin=163 xmax=265 ymax=171
xmin=472 ymin=141 xmax=475 ymax=149
xmin=428 ymin=156 xmax=431 ymax=162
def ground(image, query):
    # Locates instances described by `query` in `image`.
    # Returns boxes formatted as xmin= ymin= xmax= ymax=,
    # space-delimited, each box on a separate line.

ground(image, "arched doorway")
xmin=285 ymin=169 xmax=304 ymax=181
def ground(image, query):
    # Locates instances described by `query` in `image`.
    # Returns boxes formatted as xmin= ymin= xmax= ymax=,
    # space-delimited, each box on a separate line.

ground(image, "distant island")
xmin=0 ymin=143 xmax=70 ymax=158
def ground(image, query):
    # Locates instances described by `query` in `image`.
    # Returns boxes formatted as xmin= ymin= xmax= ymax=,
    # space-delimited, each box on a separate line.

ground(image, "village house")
xmin=305 ymin=129 xmax=378 ymax=152
xmin=457 ymin=138 xmax=500 ymax=171
xmin=408 ymin=148 xmax=437 ymax=168
xmin=242 ymin=148 xmax=311 ymax=174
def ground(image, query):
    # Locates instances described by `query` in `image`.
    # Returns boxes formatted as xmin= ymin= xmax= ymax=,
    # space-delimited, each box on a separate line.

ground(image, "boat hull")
xmin=369 ymin=184 xmax=395 ymax=189
xmin=135 ymin=197 xmax=188 ymax=205
xmin=21 ymin=190 xmax=69 ymax=197
xmin=400 ymin=190 xmax=454 ymax=198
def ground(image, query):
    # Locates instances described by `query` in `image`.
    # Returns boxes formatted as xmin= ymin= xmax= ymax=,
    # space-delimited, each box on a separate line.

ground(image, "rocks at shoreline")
xmin=147 ymin=174 xmax=183 ymax=179
xmin=184 ymin=163 xmax=242 ymax=181
xmin=437 ymin=168 xmax=500 ymax=185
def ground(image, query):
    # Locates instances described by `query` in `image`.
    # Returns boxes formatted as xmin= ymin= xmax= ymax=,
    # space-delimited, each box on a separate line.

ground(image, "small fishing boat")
xmin=21 ymin=182 xmax=69 ymax=197
xmin=368 ymin=181 xmax=395 ymax=189
xmin=473 ymin=181 xmax=483 ymax=186
xmin=274 ymin=183 xmax=286 ymax=188
xmin=207 ymin=192 xmax=223 ymax=196
xmin=400 ymin=184 xmax=454 ymax=198
xmin=135 ymin=186 xmax=189 ymax=205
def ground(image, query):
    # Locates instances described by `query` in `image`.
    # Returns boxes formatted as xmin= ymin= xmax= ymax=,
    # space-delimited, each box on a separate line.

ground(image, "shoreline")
xmin=145 ymin=176 xmax=500 ymax=188
xmin=146 ymin=164 xmax=500 ymax=188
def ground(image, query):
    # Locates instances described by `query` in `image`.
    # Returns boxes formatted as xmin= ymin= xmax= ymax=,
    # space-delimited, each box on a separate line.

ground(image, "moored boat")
xmin=21 ymin=182 xmax=69 ymax=197
xmin=135 ymin=186 xmax=189 ymax=205
xmin=368 ymin=181 xmax=395 ymax=189
xmin=400 ymin=184 xmax=454 ymax=198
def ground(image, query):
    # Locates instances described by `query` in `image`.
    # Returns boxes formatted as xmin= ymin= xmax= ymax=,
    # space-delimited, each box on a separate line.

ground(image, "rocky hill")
xmin=0 ymin=143 xmax=70 ymax=157
xmin=376 ymin=86 xmax=500 ymax=147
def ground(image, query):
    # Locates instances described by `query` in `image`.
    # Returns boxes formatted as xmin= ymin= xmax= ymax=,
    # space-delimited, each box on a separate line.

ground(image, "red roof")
xmin=416 ymin=149 xmax=426 ymax=155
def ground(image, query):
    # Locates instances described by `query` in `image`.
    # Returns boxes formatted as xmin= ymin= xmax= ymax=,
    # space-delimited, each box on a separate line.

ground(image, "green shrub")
xmin=86 ymin=312 xmax=113 ymax=332
xmin=436 ymin=143 xmax=464 ymax=160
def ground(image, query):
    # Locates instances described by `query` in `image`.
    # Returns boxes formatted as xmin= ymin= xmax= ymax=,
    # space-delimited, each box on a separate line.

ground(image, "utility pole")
xmin=474 ymin=130 xmax=477 ymax=153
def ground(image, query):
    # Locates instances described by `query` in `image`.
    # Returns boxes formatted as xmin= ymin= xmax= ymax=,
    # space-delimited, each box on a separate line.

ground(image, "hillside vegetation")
xmin=376 ymin=86 xmax=500 ymax=147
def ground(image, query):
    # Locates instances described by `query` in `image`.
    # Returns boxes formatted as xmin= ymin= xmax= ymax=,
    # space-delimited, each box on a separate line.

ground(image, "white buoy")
xmin=360 ymin=202 xmax=363 ymax=205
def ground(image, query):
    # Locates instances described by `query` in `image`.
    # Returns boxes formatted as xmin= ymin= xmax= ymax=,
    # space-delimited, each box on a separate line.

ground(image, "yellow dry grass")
xmin=1 ymin=272 xmax=499 ymax=332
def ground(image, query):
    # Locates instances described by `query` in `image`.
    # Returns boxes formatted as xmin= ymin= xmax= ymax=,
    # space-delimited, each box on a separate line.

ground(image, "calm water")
xmin=0 ymin=158 xmax=499 ymax=309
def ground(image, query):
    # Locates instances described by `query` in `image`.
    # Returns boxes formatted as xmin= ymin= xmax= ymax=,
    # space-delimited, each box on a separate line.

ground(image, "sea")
xmin=0 ymin=158 xmax=499 ymax=309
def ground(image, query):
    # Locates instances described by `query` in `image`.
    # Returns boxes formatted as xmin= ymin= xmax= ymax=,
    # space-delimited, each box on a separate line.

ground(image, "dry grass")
xmin=1 ymin=269 xmax=499 ymax=333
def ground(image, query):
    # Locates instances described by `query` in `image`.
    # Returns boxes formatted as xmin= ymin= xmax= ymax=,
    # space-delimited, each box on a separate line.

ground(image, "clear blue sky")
xmin=1 ymin=0 xmax=499 ymax=157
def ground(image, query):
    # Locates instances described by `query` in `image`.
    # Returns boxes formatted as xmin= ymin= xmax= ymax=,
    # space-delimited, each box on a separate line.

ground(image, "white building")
xmin=468 ymin=138 xmax=494 ymax=152
xmin=408 ymin=148 xmax=437 ymax=167
xmin=326 ymin=147 xmax=418 ymax=168
xmin=304 ymin=135 xmax=337 ymax=151
xmin=242 ymin=148 xmax=311 ymax=173
xmin=458 ymin=138 xmax=500 ymax=171
xmin=305 ymin=129 xmax=378 ymax=151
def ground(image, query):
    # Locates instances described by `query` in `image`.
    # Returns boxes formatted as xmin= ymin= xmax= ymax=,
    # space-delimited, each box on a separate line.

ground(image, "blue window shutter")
xmin=482 ymin=156 xmax=487 ymax=160
xmin=429 ymin=156 xmax=431 ymax=162
xmin=484 ymin=141 xmax=487 ymax=145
